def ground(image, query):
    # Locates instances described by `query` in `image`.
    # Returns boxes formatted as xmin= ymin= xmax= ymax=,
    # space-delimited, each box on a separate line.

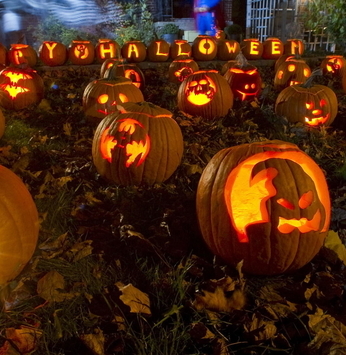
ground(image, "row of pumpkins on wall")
xmin=0 ymin=36 xmax=307 ymax=68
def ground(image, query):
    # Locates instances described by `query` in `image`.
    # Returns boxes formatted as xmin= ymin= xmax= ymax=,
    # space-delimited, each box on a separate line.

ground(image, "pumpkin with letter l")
xmin=0 ymin=165 xmax=39 ymax=285
xmin=92 ymin=101 xmax=184 ymax=186
xmin=196 ymin=140 xmax=331 ymax=275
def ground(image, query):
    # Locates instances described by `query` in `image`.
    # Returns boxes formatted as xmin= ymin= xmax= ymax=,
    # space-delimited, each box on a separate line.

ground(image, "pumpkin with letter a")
xmin=275 ymin=70 xmax=338 ymax=127
xmin=92 ymin=101 xmax=184 ymax=186
xmin=196 ymin=140 xmax=331 ymax=275
xmin=0 ymin=165 xmax=39 ymax=285
xmin=121 ymin=40 xmax=147 ymax=63
xmin=0 ymin=66 xmax=44 ymax=110
xmin=177 ymin=70 xmax=233 ymax=119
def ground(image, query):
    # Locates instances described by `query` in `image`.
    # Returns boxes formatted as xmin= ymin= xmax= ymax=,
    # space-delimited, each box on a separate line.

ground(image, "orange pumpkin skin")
xmin=68 ymin=40 xmax=95 ymax=65
xmin=170 ymin=40 xmax=191 ymax=59
xmin=168 ymin=56 xmax=199 ymax=84
xmin=196 ymin=140 xmax=331 ymax=275
xmin=0 ymin=43 xmax=8 ymax=67
xmin=284 ymin=39 xmax=304 ymax=55
xmin=240 ymin=39 xmax=263 ymax=60
xmin=262 ymin=37 xmax=284 ymax=59
xmin=274 ymin=54 xmax=296 ymax=73
xmin=95 ymin=38 xmax=121 ymax=64
xmin=0 ymin=66 xmax=44 ymax=110
xmin=39 ymin=41 xmax=68 ymax=66
xmin=320 ymin=55 xmax=346 ymax=78
xmin=8 ymin=44 xmax=38 ymax=67
xmin=121 ymin=40 xmax=147 ymax=63
xmin=275 ymin=84 xmax=338 ymax=127
xmin=0 ymin=165 xmax=39 ymax=285
xmin=147 ymin=39 xmax=170 ymax=62
xmin=217 ymin=39 xmax=240 ymax=61
xmin=191 ymin=35 xmax=217 ymax=61
xmin=92 ymin=101 xmax=184 ymax=186
xmin=100 ymin=58 xmax=121 ymax=78
xmin=113 ymin=62 xmax=146 ymax=90
xmin=177 ymin=70 xmax=233 ymax=119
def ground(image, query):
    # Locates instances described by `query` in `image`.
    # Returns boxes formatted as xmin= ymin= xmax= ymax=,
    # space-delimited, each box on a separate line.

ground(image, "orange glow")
xmin=304 ymin=100 xmax=330 ymax=126
xmin=155 ymin=42 xmax=169 ymax=56
xmin=100 ymin=127 xmax=117 ymax=162
xmin=185 ymin=77 xmax=216 ymax=105
xmin=277 ymin=198 xmax=295 ymax=210
xmin=97 ymin=94 xmax=109 ymax=104
xmin=74 ymin=45 xmax=89 ymax=59
xmin=198 ymin=38 xmax=215 ymax=55
xmin=3 ymin=71 xmax=32 ymax=84
xmin=0 ymin=71 xmax=33 ymax=99
xmin=175 ymin=41 xmax=191 ymax=56
xmin=299 ymin=191 xmax=313 ymax=209
xmin=288 ymin=64 xmax=296 ymax=72
xmin=43 ymin=42 xmax=57 ymax=59
xmin=304 ymin=68 xmax=310 ymax=77
xmin=249 ymin=41 xmax=260 ymax=55
xmin=225 ymin=42 xmax=238 ymax=53
xmin=125 ymin=136 xmax=150 ymax=167
xmin=224 ymin=149 xmax=331 ymax=243
xmin=127 ymin=44 xmax=139 ymax=58
xmin=1 ymin=84 xmax=29 ymax=99
xmin=118 ymin=93 xmax=129 ymax=103
xmin=271 ymin=41 xmax=282 ymax=55
xmin=124 ymin=69 xmax=141 ymax=88
xmin=99 ymin=43 xmax=116 ymax=59
xmin=13 ymin=50 xmax=24 ymax=65
xmin=277 ymin=71 xmax=283 ymax=79
xmin=174 ymin=67 xmax=193 ymax=81
xmin=288 ymin=40 xmax=303 ymax=55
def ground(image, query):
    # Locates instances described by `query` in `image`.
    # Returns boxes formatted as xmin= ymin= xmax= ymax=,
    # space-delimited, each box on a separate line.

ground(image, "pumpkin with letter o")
xmin=191 ymin=35 xmax=217 ymax=61
xmin=0 ymin=165 xmax=39 ymax=285
xmin=196 ymin=140 xmax=331 ymax=275
xmin=92 ymin=101 xmax=184 ymax=186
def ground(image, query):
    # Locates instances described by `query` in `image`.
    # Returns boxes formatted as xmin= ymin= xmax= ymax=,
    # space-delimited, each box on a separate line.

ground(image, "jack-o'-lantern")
xmin=8 ymin=44 xmax=38 ymax=67
xmin=95 ymin=38 xmax=121 ymax=64
xmin=0 ymin=43 xmax=8 ymax=67
xmin=100 ymin=58 xmax=121 ymax=78
xmin=320 ymin=55 xmax=346 ymax=78
xmin=68 ymin=40 xmax=95 ymax=65
xmin=274 ymin=58 xmax=311 ymax=92
xmin=113 ymin=61 xmax=146 ymax=90
xmin=262 ymin=37 xmax=284 ymax=59
xmin=192 ymin=35 xmax=217 ymax=61
xmin=215 ymin=30 xmax=226 ymax=40
xmin=0 ymin=165 xmax=39 ymax=286
xmin=223 ymin=53 xmax=262 ymax=102
xmin=284 ymin=39 xmax=304 ymax=55
xmin=121 ymin=40 xmax=147 ymax=63
xmin=274 ymin=54 xmax=296 ymax=73
xmin=217 ymin=39 xmax=240 ymax=61
xmin=275 ymin=69 xmax=338 ymax=127
xmin=168 ymin=55 xmax=199 ymax=84
xmin=147 ymin=39 xmax=170 ymax=62
xmin=39 ymin=41 xmax=68 ymax=66
xmin=196 ymin=140 xmax=331 ymax=275
xmin=92 ymin=101 xmax=184 ymax=186
xmin=170 ymin=40 xmax=191 ymax=59
xmin=83 ymin=66 xmax=144 ymax=123
xmin=177 ymin=70 xmax=233 ymax=119
xmin=240 ymin=38 xmax=263 ymax=60
xmin=0 ymin=66 xmax=44 ymax=110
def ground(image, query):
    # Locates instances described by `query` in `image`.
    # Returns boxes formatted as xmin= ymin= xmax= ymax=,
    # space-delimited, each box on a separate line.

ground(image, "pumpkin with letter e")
xmin=196 ymin=140 xmax=331 ymax=275
xmin=0 ymin=165 xmax=39 ymax=285
xmin=92 ymin=101 xmax=184 ymax=186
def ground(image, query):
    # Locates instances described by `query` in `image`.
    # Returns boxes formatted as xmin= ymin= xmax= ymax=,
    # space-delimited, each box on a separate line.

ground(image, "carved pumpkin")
xmin=168 ymin=55 xmax=199 ymax=84
xmin=274 ymin=58 xmax=311 ymax=92
xmin=8 ymin=44 xmax=38 ymax=67
xmin=100 ymin=58 xmax=121 ymax=78
xmin=177 ymin=70 xmax=233 ymax=119
xmin=0 ymin=165 xmax=39 ymax=285
xmin=39 ymin=41 xmax=68 ymax=66
xmin=320 ymin=55 xmax=346 ymax=78
xmin=68 ymin=40 xmax=95 ymax=65
xmin=121 ymin=40 xmax=147 ymax=63
xmin=284 ymin=39 xmax=304 ymax=55
xmin=95 ymin=38 xmax=121 ymax=64
xmin=191 ymin=35 xmax=217 ymax=61
xmin=170 ymin=40 xmax=191 ymax=59
xmin=274 ymin=54 xmax=296 ymax=73
xmin=0 ymin=66 xmax=44 ymax=110
xmin=223 ymin=53 xmax=262 ymax=102
xmin=240 ymin=38 xmax=263 ymax=60
xmin=113 ymin=61 xmax=146 ymax=90
xmin=83 ymin=66 xmax=144 ymax=123
xmin=92 ymin=101 xmax=184 ymax=186
xmin=196 ymin=140 xmax=331 ymax=275
xmin=275 ymin=71 xmax=338 ymax=127
xmin=262 ymin=37 xmax=284 ymax=59
xmin=147 ymin=39 xmax=170 ymax=62
xmin=217 ymin=39 xmax=240 ymax=61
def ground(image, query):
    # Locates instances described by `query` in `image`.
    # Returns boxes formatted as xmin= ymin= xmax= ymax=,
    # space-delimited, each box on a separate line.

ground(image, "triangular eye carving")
xmin=299 ymin=191 xmax=313 ymax=209
xmin=277 ymin=198 xmax=294 ymax=210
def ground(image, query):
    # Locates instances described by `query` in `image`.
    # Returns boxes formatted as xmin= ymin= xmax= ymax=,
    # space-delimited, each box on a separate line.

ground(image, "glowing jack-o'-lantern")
xmin=121 ymin=40 xmax=147 ymax=63
xmin=274 ymin=58 xmax=311 ymax=92
xmin=99 ymin=58 xmax=121 ymax=78
xmin=284 ymin=39 xmax=304 ymax=55
xmin=83 ymin=66 xmax=144 ymax=123
xmin=113 ymin=62 xmax=146 ymax=90
xmin=95 ymin=38 xmax=121 ymax=64
xmin=262 ymin=37 xmax=284 ymax=59
xmin=8 ymin=44 xmax=38 ymax=67
xmin=39 ymin=41 xmax=68 ymax=66
xmin=168 ymin=55 xmax=199 ymax=84
xmin=240 ymin=38 xmax=263 ymax=60
xmin=0 ymin=66 xmax=44 ymax=110
xmin=177 ymin=70 xmax=233 ymax=119
xmin=68 ymin=40 xmax=95 ymax=65
xmin=192 ymin=35 xmax=217 ymax=61
xmin=170 ymin=40 xmax=191 ymax=59
xmin=196 ymin=140 xmax=331 ymax=275
xmin=275 ymin=70 xmax=338 ymax=127
xmin=223 ymin=53 xmax=262 ymax=102
xmin=217 ymin=39 xmax=240 ymax=61
xmin=92 ymin=101 xmax=184 ymax=186
xmin=320 ymin=55 xmax=346 ymax=78
xmin=147 ymin=39 xmax=170 ymax=62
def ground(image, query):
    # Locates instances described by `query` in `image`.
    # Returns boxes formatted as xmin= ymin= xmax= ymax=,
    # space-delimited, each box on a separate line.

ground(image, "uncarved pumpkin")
xmin=0 ymin=165 xmax=39 ymax=285
xmin=196 ymin=140 xmax=330 ymax=275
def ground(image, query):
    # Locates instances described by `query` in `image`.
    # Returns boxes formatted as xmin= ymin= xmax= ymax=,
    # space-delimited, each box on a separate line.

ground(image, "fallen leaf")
xmin=116 ymin=282 xmax=151 ymax=315
xmin=80 ymin=328 xmax=105 ymax=355
xmin=324 ymin=230 xmax=346 ymax=264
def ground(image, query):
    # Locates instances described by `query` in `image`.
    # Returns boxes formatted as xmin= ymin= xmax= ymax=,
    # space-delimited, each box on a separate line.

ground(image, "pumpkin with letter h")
xmin=196 ymin=140 xmax=331 ymax=275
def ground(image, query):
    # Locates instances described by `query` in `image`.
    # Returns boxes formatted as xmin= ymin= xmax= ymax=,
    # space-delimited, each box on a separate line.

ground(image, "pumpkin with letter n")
xmin=196 ymin=140 xmax=331 ymax=275
xmin=92 ymin=101 xmax=184 ymax=186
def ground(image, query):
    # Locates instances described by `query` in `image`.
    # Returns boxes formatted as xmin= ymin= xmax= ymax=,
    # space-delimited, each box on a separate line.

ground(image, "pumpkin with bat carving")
xmin=177 ymin=70 xmax=233 ymax=119
xmin=168 ymin=56 xmax=199 ymax=84
xmin=0 ymin=165 xmax=39 ymax=285
xmin=196 ymin=140 xmax=331 ymax=275
xmin=92 ymin=101 xmax=184 ymax=186
xmin=0 ymin=66 xmax=44 ymax=110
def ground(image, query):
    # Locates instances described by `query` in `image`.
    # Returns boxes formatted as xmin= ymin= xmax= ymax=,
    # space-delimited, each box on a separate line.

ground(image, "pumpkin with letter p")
xmin=196 ymin=140 xmax=330 ymax=275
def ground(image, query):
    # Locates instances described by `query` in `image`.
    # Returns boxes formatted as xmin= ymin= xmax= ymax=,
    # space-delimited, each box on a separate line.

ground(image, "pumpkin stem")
xmin=235 ymin=52 xmax=249 ymax=68
xmin=104 ymin=64 xmax=119 ymax=80
xmin=301 ymin=68 xmax=323 ymax=88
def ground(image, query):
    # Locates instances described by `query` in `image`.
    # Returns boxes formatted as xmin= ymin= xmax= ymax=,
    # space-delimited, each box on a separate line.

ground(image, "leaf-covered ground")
xmin=0 ymin=59 xmax=346 ymax=355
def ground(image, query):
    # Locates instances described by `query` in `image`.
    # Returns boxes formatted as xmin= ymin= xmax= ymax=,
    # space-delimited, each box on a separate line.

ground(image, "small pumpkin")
xmin=275 ymin=69 xmax=338 ymax=127
xmin=217 ymin=39 xmax=240 ymax=61
xmin=196 ymin=140 xmax=330 ymax=275
xmin=240 ymin=38 xmax=263 ymax=60
xmin=121 ymin=40 xmax=147 ymax=63
xmin=168 ymin=55 xmax=199 ymax=84
xmin=39 ymin=41 xmax=68 ymax=66
xmin=191 ymin=35 xmax=217 ymax=61
xmin=92 ymin=101 xmax=184 ymax=186
xmin=177 ymin=69 xmax=233 ymax=119
xmin=170 ymin=40 xmax=191 ymax=59
xmin=68 ymin=40 xmax=95 ymax=65
xmin=320 ymin=55 xmax=346 ymax=78
xmin=147 ymin=39 xmax=170 ymax=62
xmin=0 ymin=165 xmax=39 ymax=285
xmin=8 ymin=44 xmax=38 ymax=67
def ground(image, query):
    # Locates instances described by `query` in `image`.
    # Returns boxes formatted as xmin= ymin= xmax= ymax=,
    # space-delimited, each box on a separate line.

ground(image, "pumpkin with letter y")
xmin=196 ymin=140 xmax=331 ymax=275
